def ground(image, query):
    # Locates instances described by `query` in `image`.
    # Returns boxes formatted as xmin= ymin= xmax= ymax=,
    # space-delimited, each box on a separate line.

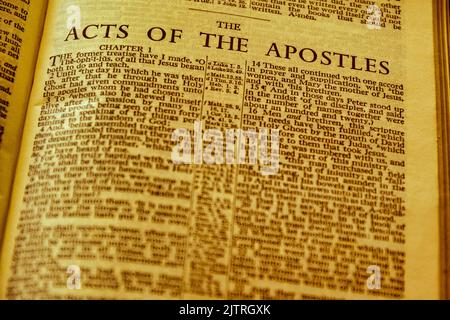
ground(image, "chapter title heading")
xmin=64 ymin=22 xmax=390 ymax=75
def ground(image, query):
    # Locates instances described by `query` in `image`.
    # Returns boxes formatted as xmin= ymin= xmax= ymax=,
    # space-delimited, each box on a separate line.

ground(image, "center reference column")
xmin=183 ymin=57 xmax=246 ymax=298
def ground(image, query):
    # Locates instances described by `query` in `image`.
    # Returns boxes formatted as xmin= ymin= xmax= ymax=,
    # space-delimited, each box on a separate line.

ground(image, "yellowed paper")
xmin=0 ymin=0 xmax=442 ymax=299
xmin=0 ymin=0 xmax=48 ymax=239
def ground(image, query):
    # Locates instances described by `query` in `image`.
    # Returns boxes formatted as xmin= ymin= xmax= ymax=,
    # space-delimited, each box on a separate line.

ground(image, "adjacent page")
xmin=0 ymin=0 xmax=441 ymax=299
xmin=0 ymin=0 xmax=48 ymax=238
xmin=435 ymin=0 xmax=450 ymax=298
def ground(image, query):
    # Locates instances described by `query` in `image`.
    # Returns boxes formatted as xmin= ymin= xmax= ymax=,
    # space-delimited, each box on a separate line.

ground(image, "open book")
xmin=0 ymin=0 xmax=449 ymax=300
